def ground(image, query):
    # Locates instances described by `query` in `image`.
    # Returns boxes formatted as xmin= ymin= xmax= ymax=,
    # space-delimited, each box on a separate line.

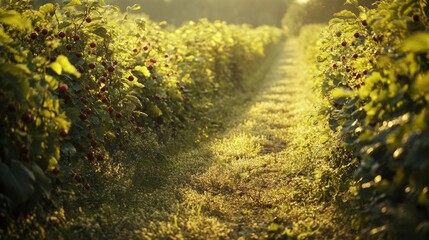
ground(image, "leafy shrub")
xmin=315 ymin=0 xmax=429 ymax=238
xmin=0 ymin=0 xmax=283 ymax=237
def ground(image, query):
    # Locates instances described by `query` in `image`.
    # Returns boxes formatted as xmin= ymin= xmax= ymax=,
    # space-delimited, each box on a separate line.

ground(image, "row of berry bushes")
xmin=314 ymin=0 xmax=429 ymax=238
xmin=0 ymin=0 xmax=283 ymax=237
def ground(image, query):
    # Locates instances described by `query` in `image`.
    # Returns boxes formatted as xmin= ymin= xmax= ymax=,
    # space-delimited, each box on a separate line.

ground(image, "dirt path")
xmin=126 ymin=39 xmax=358 ymax=239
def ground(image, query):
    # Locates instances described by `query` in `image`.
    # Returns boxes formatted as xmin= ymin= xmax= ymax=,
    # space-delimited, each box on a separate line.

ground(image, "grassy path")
xmin=117 ymin=39 xmax=358 ymax=239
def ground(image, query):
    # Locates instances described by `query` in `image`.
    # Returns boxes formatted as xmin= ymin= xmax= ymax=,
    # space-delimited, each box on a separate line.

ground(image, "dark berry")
xmin=74 ymin=175 xmax=82 ymax=182
xmin=79 ymin=112 xmax=88 ymax=121
xmin=86 ymin=16 xmax=92 ymax=23
xmin=30 ymin=32 xmax=38 ymax=40
xmin=8 ymin=103 xmax=17 ymax=112
xmin=361 ymin=20 xmax=368 ymax=26
xmin=34 ymin=26 xmax=41 ymax=32
xmin=354 ymin=32 xmax=360 ymax=38
xmin=89 ymin=42 xmax=96 ymax=48
xmin=76 ymin=52 xmax=83 ymax=58
xmin=41 ymin=28 xmax=48 ymax=35
xmin=60 ymin=129 xmax=68 ymax=138
xmin=58 ymin=31 xmax=66 ymax=38
xmin=107 ymin=66 xmax=115 ymax=73
xmin=58 ymin=84 xmax=69 ymax=94
xmin=128 ymin=75 xmax=134 ymax=81
xmin=89 ymin=62 xmax=96 ymax=69
xmin=413 ymin=14 xmax=420 ymax=22
xmin=73 ymin=35 xmax=80 ymax=41
xmin=66 ymin=44 xmax=73 ymax=50
xmin=107 ymin=106 xmax=114 ymax=113
xmin=52 ymin=167 xmax=60 ymax=174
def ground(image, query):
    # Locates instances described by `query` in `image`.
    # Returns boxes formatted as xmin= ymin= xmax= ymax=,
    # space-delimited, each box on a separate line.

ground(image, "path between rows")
xmin=124 ymin=39 xmax=357 ymax=239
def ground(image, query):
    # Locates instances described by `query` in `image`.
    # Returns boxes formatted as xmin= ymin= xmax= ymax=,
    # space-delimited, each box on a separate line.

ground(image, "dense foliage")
xmin=315 ymin=0 xmax=429 ymax=238
xmin=0 ymin=0 xmax=283 ymax=237
xmin=32 ymin=0 xmax=288 ymax=27
xmin=282 ymin=0 xmax=375 ymax=35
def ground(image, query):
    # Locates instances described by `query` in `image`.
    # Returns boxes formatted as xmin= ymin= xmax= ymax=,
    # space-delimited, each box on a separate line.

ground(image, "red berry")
xmin=52 ymin=167 xmax=60 ymax=174
xmin=73 ymin=35 xmax=80 ymax=41
xmin=80 ymin=112 xmax=88 ymax=121
xmin=34 ymin=26 xmax=41 ymax=32
xmin=89 ymin=42 xmax=96 ymax=48
xmin=341 ymin=41 xmax=347 ymax=47
xmin=107 ymin=106 xmax=114 ymax=113
xmin=21 ymin=112 xmax=33 ymax=122
xmin=84 ymin=107 xmax=92 ymax=114
xmin=332 ymin=63 xmax=338 ymax=69
xmin=74 ymin=175 xmax=82 ymax=182
xmin=353 ymin=53 xmax=358 ymax=59
xmin=150 ymin=58 xmax=156 ymax=64
xmin=89 ymin=62 xmax=96 ymax=69
xmin=60 ymin=129 xmax=68 ymax=138
xmin=58 ymin=31 xmax=66 ymax=38
xmin=354 ymin=32 xmax=360 ymax=38
xmin=59 ymin=84 xmax=68 ymax=94
xmin=20 ymin=146 xmax=29 ymax=154
xmin=66 ymin=44 xmax=73 ymax=50
xmin=135 ymin=127 xmax=143 ymax=133
xmin=76 ymin=52 xmax=83 ymax=58
xmin=86 ymin=16 xmax=92 ymax=23
xmin=87 ymin=132 xmax=93 ymax=139
xmin=41 ymin=28 xmax=48 ymax=35
xmin=128 ymin=75 xmax=134 ymax=81
xmin=30 ymin=32 xmax=38 ymax=40
xmin=108 ymin=66 xmax=115 ymax=73
xmin=143 ymin=45 xmax=149 ymax=51
xmin=87 ymin=151 xmax=95 ymax=161
xmin=8 ymin=103 xmax=17 ymax=112
xmin=133 ymin=48 xmax=138 ymax=53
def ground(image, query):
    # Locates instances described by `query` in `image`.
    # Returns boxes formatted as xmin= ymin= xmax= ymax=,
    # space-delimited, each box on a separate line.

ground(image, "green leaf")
xmin=50 ymin=55 xmax=81 ymax=77
xmin=402 ymin=32 xmax=429 ymax=52
xmin=135 ymin=66 xmax=151 ymax=77
xmin=63 ymin=0 xmax=82 ymax=7
xmin=93 ymin=27 xmax=109 ymax=38
xmin=39 ymin=3 xmax=56 ymax=15
xmin=331 ymin=87 xmax=355 ymax=98
xmin=0 ymin=10 xmax=31 ymax=30
xmin=0 ymin=26 xmax=13 ymax=43
xmin=61 ymin=142 xmax=77 ymax=157
xmin=334 ymin=10 xmax=357 ymax=18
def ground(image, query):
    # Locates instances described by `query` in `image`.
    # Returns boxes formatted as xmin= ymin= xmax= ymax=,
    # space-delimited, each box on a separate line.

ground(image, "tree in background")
xmin=282 ymin=0 xmax=376 ymax=35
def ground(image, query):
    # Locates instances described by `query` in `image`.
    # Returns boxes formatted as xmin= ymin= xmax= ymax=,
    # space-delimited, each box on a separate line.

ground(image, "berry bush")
xmin=314 ymin=0 xmax=429 ymax=238
xmin=0 ymin=0 xmax=283 ymax=236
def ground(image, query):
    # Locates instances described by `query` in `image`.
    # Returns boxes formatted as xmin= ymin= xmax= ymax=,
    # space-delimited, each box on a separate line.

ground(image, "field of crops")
xmin=1 ymin=0 xmax=429 ymax=239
